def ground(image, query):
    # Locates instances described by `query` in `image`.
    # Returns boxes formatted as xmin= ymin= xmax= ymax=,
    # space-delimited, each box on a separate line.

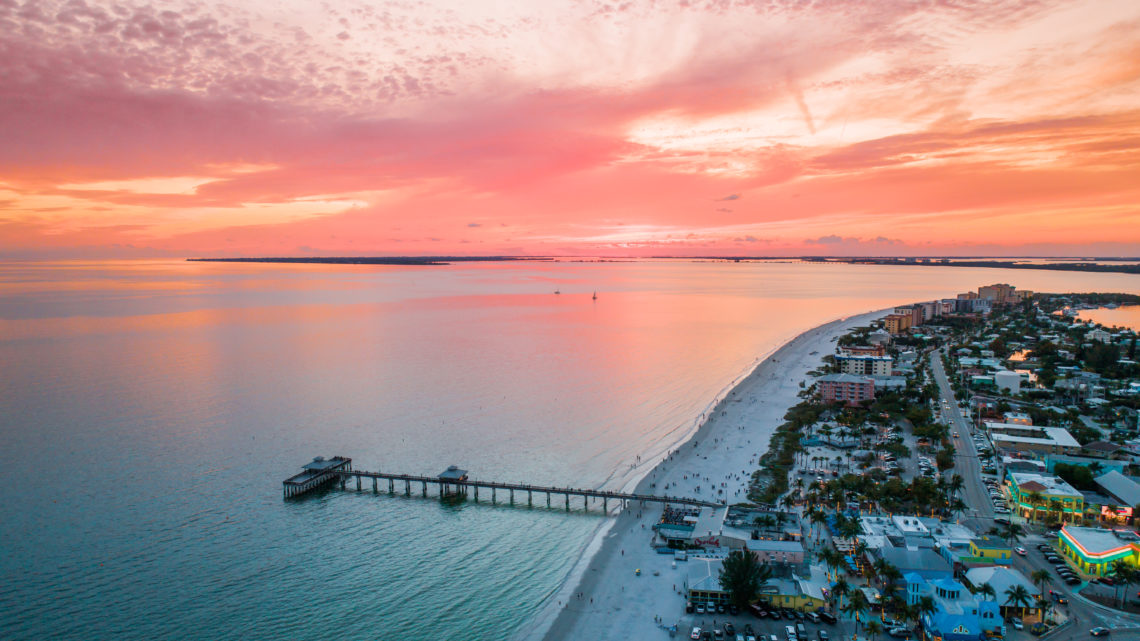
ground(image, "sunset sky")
xmin=2 ymin=0 xmax=1139 ymax=258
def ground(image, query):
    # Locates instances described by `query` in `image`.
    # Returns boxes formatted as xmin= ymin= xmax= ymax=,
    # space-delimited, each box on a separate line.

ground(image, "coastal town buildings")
xmin=1005 ymin=472 xmax=1084 ymax=523
xmin=836 ymin=355 xmax=893 ymax=377
xmin=962 ymin=566 xmax=1040 ymax=617
xmin=1058 ymin=525 xmax=1140 ymax=576
xmin=884 ymin=313 xmax=912 ymax=335
xmin=986 ymin=422 xmax=1081 ymax=456
xmin=905 ymin=575 xmax=1003 ymax=640
xmin=817 ymin=373 xmax=875 ymax=406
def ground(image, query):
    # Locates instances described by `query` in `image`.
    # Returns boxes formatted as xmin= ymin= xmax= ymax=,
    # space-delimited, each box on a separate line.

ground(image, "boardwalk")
xmin=283 ymin=457 xmax=724 ymax=511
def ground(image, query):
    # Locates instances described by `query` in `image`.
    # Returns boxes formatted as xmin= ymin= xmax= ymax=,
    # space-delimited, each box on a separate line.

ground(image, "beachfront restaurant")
xmin=685 ymin=558 xmax=729 ymax=606
xmin=1058 ymin=525 xmax=1140 ymax=576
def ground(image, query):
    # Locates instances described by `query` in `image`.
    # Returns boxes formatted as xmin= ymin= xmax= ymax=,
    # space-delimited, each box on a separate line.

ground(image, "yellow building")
xmin=884 ymin=313 xmax=912 ymax=335
xmin=969 ymin=536 xmax=1012 ymax=562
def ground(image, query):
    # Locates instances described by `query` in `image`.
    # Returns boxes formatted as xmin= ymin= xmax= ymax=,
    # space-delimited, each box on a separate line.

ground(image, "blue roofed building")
xmin=906 ymin=575 xmax=1002 ymax=641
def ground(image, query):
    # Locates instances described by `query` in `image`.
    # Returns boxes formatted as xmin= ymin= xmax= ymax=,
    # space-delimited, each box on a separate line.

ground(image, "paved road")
xmin=931 ymin=348 xmax=994 ymax=527
xmin=934 ymin=348 xmax=1140 ymax=640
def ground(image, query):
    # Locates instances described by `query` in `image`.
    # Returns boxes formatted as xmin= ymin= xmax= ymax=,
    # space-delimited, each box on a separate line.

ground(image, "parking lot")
xmin=683 ymin=605 xmax=905 ymax=641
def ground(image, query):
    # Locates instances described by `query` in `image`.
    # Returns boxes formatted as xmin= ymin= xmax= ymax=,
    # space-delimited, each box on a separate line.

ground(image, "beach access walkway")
xmin=283 ymin=456 xmax=724 ymax=511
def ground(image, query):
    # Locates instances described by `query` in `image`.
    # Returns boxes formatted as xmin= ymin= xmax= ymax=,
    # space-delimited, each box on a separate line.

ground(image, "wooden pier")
xmin=283 ymin=457 xmax=724 ymax=512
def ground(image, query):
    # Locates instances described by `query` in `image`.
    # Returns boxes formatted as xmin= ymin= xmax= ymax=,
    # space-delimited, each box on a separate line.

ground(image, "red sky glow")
xmin=2 ymin=0 xmax=1139 ymax=258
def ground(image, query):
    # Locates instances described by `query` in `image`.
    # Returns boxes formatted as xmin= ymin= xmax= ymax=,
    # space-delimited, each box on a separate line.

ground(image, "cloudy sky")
xmin=2 ymin=0 xmax=1139 ymax=258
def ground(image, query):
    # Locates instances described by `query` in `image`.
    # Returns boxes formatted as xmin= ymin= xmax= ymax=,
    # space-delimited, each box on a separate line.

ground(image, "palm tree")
xmin=1103 ymin=504 xmax=1120 ymax=523
xmin=1031 ymin=568 xmax=1052 ymax=598
xmin=865 ymin=619 xmax=883 ymax=641
xmin=1027 ymin=491 xmax=1044 ymax=521
xmin=844 ymin=589 xmax=870 ymax=635
xmin=916 ymin=595 xmax=937 ymax=626
xmin=977 ymin=582 xmax=996 ymax=602
xmin=810 ymin=509 xmax=828 ymax=542
xmin=718 ymin=550 xmax=772 ymax=609
xmin=880 ymin=564 xmax=903 ymax=599
xmin=1004 ymin=584 xmax=1032 ymax=618
xmin=989 ymin=521 xmax=1025 ymax=547
xmin=1113 ymin=561 xmax=1136 ymax=607
xmin=832 ymin=578 xmax=850 ymax=611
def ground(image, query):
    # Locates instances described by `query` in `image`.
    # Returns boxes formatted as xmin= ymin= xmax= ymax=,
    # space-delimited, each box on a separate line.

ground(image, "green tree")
xmin=1003 ymin=584 xmax=1032 ymax=617
xmin=865 ymin=619 xmax=883 ymax=641
xmin=832 ymin=578 xmax=850 ymax=611
xmin=844 ymin=589 xmax=870 ymax=635
xmin=718 ymin=550 xmax=772 ymax=609
xmin=1031 ymin=568 xmax=1052 ymax=598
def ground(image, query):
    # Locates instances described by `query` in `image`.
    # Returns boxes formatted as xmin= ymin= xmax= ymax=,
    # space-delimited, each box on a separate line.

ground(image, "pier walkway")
xmin=283 ymin=457 xmax=724 ymax=512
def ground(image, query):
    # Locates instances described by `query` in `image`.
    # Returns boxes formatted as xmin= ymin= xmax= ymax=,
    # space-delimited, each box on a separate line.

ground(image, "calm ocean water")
xmin=1 ymin=259 xmax=1137 ymax=640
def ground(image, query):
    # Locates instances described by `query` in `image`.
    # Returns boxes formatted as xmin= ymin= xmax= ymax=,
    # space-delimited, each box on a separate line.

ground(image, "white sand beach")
xmin=523 ymin=309 xmax=888 ymax=641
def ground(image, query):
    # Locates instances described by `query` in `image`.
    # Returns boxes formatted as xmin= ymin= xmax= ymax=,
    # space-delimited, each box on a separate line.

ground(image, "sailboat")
xmin=592 ymin=291 xmax=597 ymax=301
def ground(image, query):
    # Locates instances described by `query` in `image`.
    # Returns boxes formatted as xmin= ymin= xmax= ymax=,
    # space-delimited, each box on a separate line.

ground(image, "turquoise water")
xmin=1 ymin=259 xmax=1136 ymax=640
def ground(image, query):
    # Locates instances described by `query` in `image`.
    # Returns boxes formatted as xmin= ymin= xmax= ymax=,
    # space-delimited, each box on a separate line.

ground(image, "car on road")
xmin=691 ymin=627 xmax=702 ymax=640
xmin=1015 ymin=546 xmax=1027 ymax=556
xmin=953 ymin=432 xmax=959 ymax=437
xmin=1091 ymin=627 xmax=1110 ymax=637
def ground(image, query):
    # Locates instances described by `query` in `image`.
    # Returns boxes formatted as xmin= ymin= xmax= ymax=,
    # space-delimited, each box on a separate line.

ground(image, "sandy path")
xmin=522 ymin=309 xmax=887 ymax=641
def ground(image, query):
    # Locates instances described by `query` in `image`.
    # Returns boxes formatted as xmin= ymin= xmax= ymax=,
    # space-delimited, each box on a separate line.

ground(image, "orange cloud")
xmin=1 ymin=0 xmax=1139 ymax=258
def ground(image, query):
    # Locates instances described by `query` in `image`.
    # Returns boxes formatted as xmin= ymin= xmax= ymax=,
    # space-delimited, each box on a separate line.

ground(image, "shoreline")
xmin=519 ymin=307 xmax=888 ymax=641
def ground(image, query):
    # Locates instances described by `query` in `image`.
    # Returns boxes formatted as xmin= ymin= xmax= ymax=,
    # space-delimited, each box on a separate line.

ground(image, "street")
xmin=931 ymin=348 xmax=994 ymax=527
xmin=932 ymin=348 xmax=1140 ymax=640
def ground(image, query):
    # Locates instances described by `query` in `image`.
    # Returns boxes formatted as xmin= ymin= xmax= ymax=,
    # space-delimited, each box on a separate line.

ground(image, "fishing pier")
xmin=283 ymin=456 xmax=724 ymax=512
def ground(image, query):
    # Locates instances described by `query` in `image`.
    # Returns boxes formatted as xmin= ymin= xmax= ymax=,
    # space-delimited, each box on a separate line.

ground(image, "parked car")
xmin=1065 ymin=577 xmax=1082 ymax=585
xmin=730 ymin=604 xmax=740 ymax=616
xmin=726 ymin=623 xmax=736 ymax=635
xmin=691 ymin=627 xmax=702 ymax=640
xmin=1012 ymin=618 xmax=1024 ymax=630
xmin=818 ymin=631 xmax=829 ymax=641
xmin=1030 ymin=622 xmax=1048 ymax=636
xmin=697 ymin=604 xmax=706 ymax=614
xmin=888 ymin=628 xmax=911 ymax=639
xmin=818 ymin=611 xmax=837 ymax=624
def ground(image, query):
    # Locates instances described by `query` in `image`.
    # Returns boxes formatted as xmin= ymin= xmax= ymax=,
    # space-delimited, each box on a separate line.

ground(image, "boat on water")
xmin=554 ymin=289 xmax=560 ymax=295
xmin=592 ymin=291 xmax=597 ymax=300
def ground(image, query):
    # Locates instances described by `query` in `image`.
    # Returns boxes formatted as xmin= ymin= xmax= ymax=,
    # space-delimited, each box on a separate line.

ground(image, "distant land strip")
xmin=831 ymin=258 xmax=1140 ymax=275
xmin=187 ymin=256 xmax=552 ymax=266
xmin=186 ymin=256 xmax=1140 ymax=274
